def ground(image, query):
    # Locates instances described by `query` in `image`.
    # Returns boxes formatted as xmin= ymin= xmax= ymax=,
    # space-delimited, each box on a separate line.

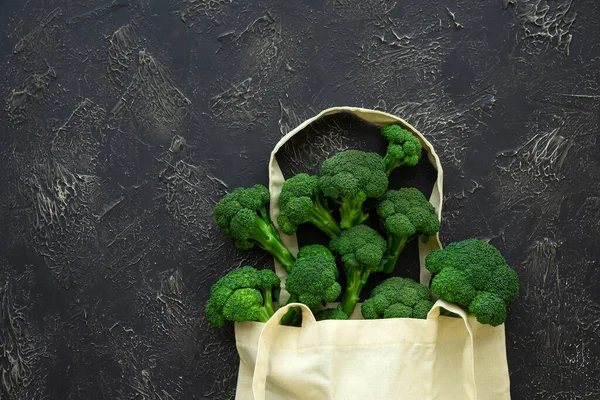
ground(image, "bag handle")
xmin=251 ymin=301 xmax=477 ymax=400
xmin=268 ymin=107 xmax=444 ymax=291
xmin=252 ymin=303 xmax=317 ymax=400
xmin=428 ymin=300 xmax=478 ymax=399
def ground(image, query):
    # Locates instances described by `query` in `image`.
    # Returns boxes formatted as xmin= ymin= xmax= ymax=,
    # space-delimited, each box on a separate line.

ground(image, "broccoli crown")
xmin=277 ymin=174 xmax=319 ymax=234
xmin=377 ymin=188 xmax=440 ymax=238
xmin=318 ymin=150 xmax=389 ymax=202
xmin=361 ymin=277 xmax=434 ymax=319
xmin=214 ymin=184 xmax=270 ymax=247
xmin=381 ymin=125 xmax=423 ymax=173
xmin=277 ymin=174 xmax=341 ymax=238
xmin=285 ymin=245 xmax=341 ymax=310
xmin=315 ymin=307 xmax=349 ymax=321
xmin=329 ymin=225 xmax=387 ymax=273
xmin=205 ymin=266 xmax=280 ymax=327
xmin=222 ymin=288 xmax=267 ymax=322
xmin=425 ymin=239 xmax=520 ymax=326
xmin=297 ymin=244 xmax=335 ymax=259
xmin=213 ymin=185 xmax=296 ymax=272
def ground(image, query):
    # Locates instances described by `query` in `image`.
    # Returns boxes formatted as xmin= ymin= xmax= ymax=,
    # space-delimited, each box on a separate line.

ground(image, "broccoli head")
xmin=425 ymin=239 xmax=520 ymax=326
xmin=285 ymin=245 xmax=341 ymax=310
xmin=315 ymin=307 xmax=349 ymax=321
xmin=330 ymin=225 xmax=387 ymax=316
xmin=380 ymin=125 xmax=423 ymax=175
xmin=318 ymin=150 xmax=389 ymax=229
xmin=214 ymin=184 xmax=296 ymax=273
xmin=277 ymin=174 xmax=342 ymax=238
xmin=376 ymin=188 xmax=440 ymax=273
xmin=297 ymin=244 xmax=335 ymax=258
xmin=361 ymin=277 xmax=434 ymax=319
xmin=205 ymin=266 xmax=280 ymax=327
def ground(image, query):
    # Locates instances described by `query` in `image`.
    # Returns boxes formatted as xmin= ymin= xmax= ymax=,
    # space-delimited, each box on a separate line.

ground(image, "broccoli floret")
xmin=425 ymin=239 xmax=520 ymax=326
xmin=285 ymin=245 xmax=341 ymax=310
xmin=330 ymin=225 xmax=387 ymax=316
xmin=277 ymin=174 xmax=342 ymax=238
xmin=376 ymin=188 xmax=440 ymax=274
xmin=297 ymin=244 xmax=334 ymax=259
xmin=380 ymin=125 xmax=423 ymax=175
xmin=214 ymin=184 xmax=296 ymax=273
xmin=205 ymin=266 xmax=280 ymax=327
xmin=361 ymin=277 xmax=434 ymax=320
xmin=315 ymin=307 xmax=349 ymax=321
xmin=318 ymin=150 xmax=389 ymax=229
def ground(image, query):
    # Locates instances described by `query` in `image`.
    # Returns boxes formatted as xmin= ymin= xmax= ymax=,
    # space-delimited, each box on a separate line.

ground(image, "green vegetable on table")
xmin=206 ymin=123 xmax=520 ymax=329
xmin=377 ymin=188 xmax=440 ymax=274
xmin=329 ymin=225 xmax=387 ymax=317
xmin=361 ymin=277 xmax=434 ymax=320
xmin=277 ymin=173 xmax=342 ymax=239
xmin=315 ymin=307 xmax=348 ymax=321
xmin=280 ymin=244 xmax=342 ymax=326
xmin=380 ymin=124 xmax=423 ymax=175
xmin=318 ymin=150 xmax=389 ymax=229
xmin=425 ymin=239 xmax=520 ymax=326
xmin=285 ymin=245 xmax=341 ymax=310
xmin=214 ymin=184 xmax=296 ymax=273
xmin=204 ymin=266 xmax=280 ymax=327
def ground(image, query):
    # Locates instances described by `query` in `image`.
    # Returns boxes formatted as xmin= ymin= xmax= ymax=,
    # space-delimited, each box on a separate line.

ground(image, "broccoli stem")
xmin=256 ymin=307 xmax=274 ymax=323
xmin=307 ymin=195 xmax=342 ymax=238
xmin=338 ymin=199 xmax=369 ymax=229
xmin=279 ymin=295 xmax=302 ymax=326
xmin=252 ymin=210 xmax=296 ymax=273
xmin=381 ymin=235 xmax=409 ymax=274
xmin=251 ymin=289 xmax=277 ymax=323
xmin=383 ymin=155 xmax=401 ymax=176
xmin=340 ymin=268 xmax=371 ymax=316
xmin=263 ymin=288 xmax=276 ymax=317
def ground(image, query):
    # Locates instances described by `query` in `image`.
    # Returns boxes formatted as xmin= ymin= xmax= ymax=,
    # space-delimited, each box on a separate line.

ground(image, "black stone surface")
xmin=0 ymin=0 xmax=599 ymax=399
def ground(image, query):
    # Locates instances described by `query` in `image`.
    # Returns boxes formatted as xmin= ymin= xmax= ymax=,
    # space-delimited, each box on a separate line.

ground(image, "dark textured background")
xmin=1 ymin=0 xmax=599 ymax=399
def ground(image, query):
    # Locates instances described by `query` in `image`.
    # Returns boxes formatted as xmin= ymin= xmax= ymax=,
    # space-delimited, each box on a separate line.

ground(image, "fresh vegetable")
xmin=330 ymin=225 xmax=387 ymax=316
xmin=315 ymin=308 xmax=349 ymax=321
xmin=277 ymin=173 xmax=341 ymax=238
xmin=425 ymin=239 xmax=519 ymax=326
xmin=361 ymin=277 xmax=434 ymax=319
xmin=214 ymin=184 xmax=296 ymax=273
xmin=376 ymin=188 xmax=440 ymax=274
xmin=206 ymin=122 xmax=521 ymax=331
xmin=204 ymin=266 xmax=280 ymax=327
xmin=380 ymin=124 xmax=423 ymax=175
xmin=285 ymin=245 xmax=341 ymax=310
xmin=318 ymin=150 xmax=389 ymax=229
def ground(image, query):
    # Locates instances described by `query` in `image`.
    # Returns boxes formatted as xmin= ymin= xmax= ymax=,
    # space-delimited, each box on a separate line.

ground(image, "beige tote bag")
xmin=234 ymin=107 xmax=511 ymax=400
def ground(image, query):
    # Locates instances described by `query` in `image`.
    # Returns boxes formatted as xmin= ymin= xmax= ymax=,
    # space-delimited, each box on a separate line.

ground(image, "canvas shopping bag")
xmin=234 ymin=107 xmax=511 ymax=400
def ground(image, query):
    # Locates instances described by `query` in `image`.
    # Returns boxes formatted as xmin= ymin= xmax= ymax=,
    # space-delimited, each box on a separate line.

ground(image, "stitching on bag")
xmin=236 ymin=342 xmax=437 ymax=352
xmin=238 ymin=340 xmax=439 ymax=350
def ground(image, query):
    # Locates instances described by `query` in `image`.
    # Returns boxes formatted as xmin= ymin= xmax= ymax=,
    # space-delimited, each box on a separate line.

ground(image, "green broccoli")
xmin=425 ymin=239 xmax=520 ymax=326
xmin=214 ymin=184 xmax=296 ymax=273
xmin=277 ymin=174 xmax=342 ymax=238
xmin=315 ymin=307 xmax=349 ymax=321
xmin=318 ymin=150 xmax=389 ymax=229
xmin=205 ymin=266 xmax=280 ymax=327
xmin=285 ymin=245 xmax=341 ymax=310
xmin=361 ymin=277 xmax=434 ymax=319
xmin=330 ymin=225 xmax=387 ymax=316
xmin=376 ymin=188 xmax=440 ymax=274
xmin=380 ymin=125 xmax=423 ymax=175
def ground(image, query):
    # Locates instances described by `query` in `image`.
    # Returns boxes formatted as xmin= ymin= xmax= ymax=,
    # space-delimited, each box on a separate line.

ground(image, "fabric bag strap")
xmin=251 ymin=301 xmax=477 ymax=400
xmin=428 ymin=299 xmax=478 ymax=399
xmin=252 ymin=303 xmax=316 ymax=400
xmin=268 ymin=107 xmax=444 ymax=289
